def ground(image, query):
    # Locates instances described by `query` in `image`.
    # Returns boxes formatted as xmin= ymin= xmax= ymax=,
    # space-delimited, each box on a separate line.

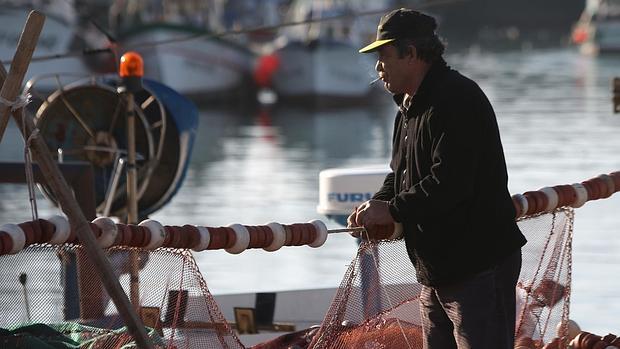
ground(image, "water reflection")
xmin=267 ymin=103 xmax=394 ymax=164
xmin=154 ymin=103 xmax=395 ymax=228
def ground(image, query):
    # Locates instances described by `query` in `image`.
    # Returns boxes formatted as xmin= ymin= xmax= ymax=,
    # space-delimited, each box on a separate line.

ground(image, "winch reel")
xmin=26 ymin=74 xmax=167 ymax=218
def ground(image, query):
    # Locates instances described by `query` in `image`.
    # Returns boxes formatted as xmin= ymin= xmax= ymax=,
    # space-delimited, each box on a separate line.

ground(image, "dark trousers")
xmin=420 ymin=249 xmax=522 ymax=349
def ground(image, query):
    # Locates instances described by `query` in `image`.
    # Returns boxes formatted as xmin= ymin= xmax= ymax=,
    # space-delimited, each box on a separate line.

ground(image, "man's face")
xmin=374 ymin=44 xmax=413 ymax=95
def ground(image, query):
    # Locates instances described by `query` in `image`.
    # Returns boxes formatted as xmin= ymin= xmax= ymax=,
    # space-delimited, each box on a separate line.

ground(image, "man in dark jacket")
xmin=349 ymin=8 xmax=527 ymax=349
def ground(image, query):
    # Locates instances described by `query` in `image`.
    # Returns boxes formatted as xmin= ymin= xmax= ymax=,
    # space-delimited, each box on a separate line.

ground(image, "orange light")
xmin=119 ymin=51 xmax=144 ymax=78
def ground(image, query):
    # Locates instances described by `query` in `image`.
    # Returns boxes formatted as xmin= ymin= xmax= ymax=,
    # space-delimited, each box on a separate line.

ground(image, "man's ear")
xmin=408 ymin=46 xmax=418 ymax=63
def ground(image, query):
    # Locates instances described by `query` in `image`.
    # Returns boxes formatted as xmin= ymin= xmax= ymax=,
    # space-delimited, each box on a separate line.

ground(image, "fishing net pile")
xmin=0 ymin=245 xmax=243 ymax=348
xmin=307 ymin=208 xmax=574 ymax=349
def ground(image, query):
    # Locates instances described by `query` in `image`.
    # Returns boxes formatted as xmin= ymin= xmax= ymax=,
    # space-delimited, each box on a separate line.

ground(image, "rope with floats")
xmin=1 ymin=170 xmax=619 ymax=257
xmin=0 ymin=218 xmax=333 ymax=255
xmin=0 ymin=217 xmax=373 ymax=255
xmin=512 ymin=172 xmax=620 ymax=219
xmin=1 ymin=0 xmax=466 ymax=65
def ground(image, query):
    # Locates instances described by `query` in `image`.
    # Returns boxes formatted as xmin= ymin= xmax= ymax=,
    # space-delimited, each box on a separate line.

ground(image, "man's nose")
xmin=375 ymin=60 xmax=382 ymax=72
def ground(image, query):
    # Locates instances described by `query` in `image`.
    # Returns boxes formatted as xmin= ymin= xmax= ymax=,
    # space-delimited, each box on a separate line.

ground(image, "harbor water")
xmin=1 ymin=47 xmax=619 ymax=335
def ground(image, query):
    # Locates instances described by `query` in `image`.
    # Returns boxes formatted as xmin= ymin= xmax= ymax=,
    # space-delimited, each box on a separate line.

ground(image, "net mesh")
xmin=0 ymin=208 xmax=574 ymax=348
xmin=308 ymin=208 xmax=574 ymax=349
xmin=0 ymin=245 xmax=243 ymax=348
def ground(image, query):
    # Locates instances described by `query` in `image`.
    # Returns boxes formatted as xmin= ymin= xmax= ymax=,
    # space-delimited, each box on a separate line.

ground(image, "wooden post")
xmin=0 ymin=12 xmax=153 ymax=349
xmin=0 ymin=11 xmax=44 ymax=143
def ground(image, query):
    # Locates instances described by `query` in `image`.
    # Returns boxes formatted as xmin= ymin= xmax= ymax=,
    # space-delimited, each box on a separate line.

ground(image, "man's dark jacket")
xmin=373 ymin=58 xmax=527 ymax=287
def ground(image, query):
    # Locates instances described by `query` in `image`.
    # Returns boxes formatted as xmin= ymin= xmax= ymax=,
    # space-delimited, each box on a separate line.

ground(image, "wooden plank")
xmin=0 ymin=11 xmax=44 ymax=143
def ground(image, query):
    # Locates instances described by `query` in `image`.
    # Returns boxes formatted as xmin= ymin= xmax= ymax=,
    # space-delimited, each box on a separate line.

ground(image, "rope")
xmin=20 ymin=94 xmax=40 ymax=221
xmin=0 ymin=94 xmax=31 ymax=111
xmin=362 ymin=229 xmax=414 ymax=349
xmin=1 ymin=94 xmax=40 ymax=221
xmin=24 ymin=130 xmax=39 ymax=220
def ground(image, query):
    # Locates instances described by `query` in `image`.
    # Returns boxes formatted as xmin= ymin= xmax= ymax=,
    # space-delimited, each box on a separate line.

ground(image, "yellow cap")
xmin=358 ymin=39 xmax=396 ymax=53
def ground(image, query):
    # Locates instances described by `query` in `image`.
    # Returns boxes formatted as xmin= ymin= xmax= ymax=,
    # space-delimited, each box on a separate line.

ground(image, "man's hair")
xmin=394 ymin=36 xmax=445 ymax=63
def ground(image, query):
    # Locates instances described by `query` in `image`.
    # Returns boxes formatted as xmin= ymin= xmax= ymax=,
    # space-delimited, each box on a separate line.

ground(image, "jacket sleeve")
xmin=372 ymin=172 xmax=395 ymax=201
xmin=388 ymin=96 xmax=484 ymax=224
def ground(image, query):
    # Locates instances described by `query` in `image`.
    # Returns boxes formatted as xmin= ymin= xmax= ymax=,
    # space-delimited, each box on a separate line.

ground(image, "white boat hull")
xmin=574 ymin=1 xmax=620 ymax=54
xmin=212 ymin=288 xmax=336 ymax=347
xmin=0 ymin=9 xmax=92 ymax=92
xmin=121 ymin=25 xmax=255 ymax=101
xmin=271 ymin=40 xmax=377 ymax=105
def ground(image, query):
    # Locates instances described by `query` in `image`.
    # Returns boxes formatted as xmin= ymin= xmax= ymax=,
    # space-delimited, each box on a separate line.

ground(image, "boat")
xmin=259 ymin=40 xmax=378 ymax=106
xmin=571 ymin=0 xmax=620 ymax=54
xmin=109 ymin=0 xmax=256 ymax=104
xmin=116 ymin=23 xmax=256 ymax=104
xmin=0 ymin=5 xmax=96 ymax=93
xmin=254 ymin=1 xmax=380 ymax=107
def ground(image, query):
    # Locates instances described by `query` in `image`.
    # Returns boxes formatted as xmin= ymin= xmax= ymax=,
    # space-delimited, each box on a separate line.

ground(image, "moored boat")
xmin=264 ymin=39 xmax=378 ymax=106
xmin=572 ymin=0 xmax=620 ymax=54
xmin=0 ymin=6 xmax=94 ymax=93
xmin=116 ymin=23 xmax=256 ymax=103
xmin=255 ymin=0 xmax=380 ymax=107
xmin=105 ymin=0 xmax=260 ymax=104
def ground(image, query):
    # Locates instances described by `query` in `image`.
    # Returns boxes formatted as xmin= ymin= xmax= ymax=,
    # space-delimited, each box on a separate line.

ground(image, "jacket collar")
xmin=392 ymin=57 xmax=448 ymax=108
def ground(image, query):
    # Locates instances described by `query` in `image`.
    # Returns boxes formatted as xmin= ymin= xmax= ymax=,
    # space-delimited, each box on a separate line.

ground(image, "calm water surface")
xmin=1 ymin=48 xmax=619 ymax=334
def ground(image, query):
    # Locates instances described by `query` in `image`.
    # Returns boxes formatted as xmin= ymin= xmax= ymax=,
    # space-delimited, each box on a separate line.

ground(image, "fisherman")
xmin=348 ymin=8 xmax=527 ymax=349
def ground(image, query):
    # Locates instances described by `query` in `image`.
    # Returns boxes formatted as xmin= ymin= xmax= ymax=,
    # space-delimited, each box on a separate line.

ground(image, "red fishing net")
xmin=308 ymin=208 xmax=574 ymax=349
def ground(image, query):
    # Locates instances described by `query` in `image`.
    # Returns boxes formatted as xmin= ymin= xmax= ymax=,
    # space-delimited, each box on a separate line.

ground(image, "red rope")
xmin=127 ymin=225 xmax=146 ymax=247
xmin=302 ymin=223 xmax=317 ymax=245
xmin=513 ymin=171 xmax=620 ymax=218
xmin=555 ymin=185 xmax=575 ymax=208
xmin=88 ymin=222 xmax=103 ymax=240
xmin=247 ymin=226 xmax=262 ymax=248
xmin=571 ymin=331 xmax=620 ymax=348
xmin=207 ymin=227 xmax=235 ymax=250
xmin=262 ymin=225 xmax=274 ymax=247
xmin=116 ymin=224 xmax=132 ymax=246
xmin=0 ymin=232 xmax=11 ymax=254
xmin=183 ymin=224 xmax=201 ymax=249
xmin=165 ymin=225 xmax=182 ymax=248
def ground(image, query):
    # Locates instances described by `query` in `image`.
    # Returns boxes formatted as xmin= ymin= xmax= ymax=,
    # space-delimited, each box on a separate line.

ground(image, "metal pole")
xmin=124 ymin=91 xmax=139 ymax=224
xmin=102 ymin=157 xmax=126 ymax=217
xmin=121 ymin=88 xmax=141 ymax=311
xmin=327 ymin=227 xmax=366 ymax=234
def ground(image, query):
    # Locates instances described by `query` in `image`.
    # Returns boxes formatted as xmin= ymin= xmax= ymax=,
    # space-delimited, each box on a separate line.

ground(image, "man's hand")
xmin=354 ymin=199 xmax=395 ymax=240
xmin=347 ymin=206 xmax=362 ymax=238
